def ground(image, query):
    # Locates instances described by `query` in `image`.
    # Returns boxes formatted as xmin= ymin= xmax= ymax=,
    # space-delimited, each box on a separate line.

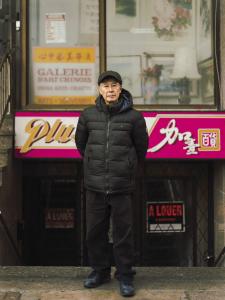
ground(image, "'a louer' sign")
xmin=15 ymin=111 xmax=225 ymax=159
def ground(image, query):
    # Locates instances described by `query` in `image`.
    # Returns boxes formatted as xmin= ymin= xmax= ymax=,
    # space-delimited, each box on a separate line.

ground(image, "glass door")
xmin=141 ymin=177 xmax=195 ymax=266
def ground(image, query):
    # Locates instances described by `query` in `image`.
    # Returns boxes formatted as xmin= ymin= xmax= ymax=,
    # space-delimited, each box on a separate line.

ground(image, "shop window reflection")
xmin=28 ymin=0 xmax=99 ymax=105
xmin=107 ymin=0 xmax=214 ymax=106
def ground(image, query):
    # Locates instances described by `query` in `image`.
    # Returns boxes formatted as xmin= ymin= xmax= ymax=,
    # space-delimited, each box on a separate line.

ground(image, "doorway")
xmin=141 ymin=177 xmax=195 ymax=266
xmin=22 ymin=161 xmax=82 ymax=266
xmin=139 ymin=161 xmax=211 ymax=266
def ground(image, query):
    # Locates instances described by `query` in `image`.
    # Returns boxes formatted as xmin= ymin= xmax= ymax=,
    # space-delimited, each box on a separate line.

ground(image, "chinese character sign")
xmin=198 ymin=129 xmax=220 ymax=151
xmin=15 ymin=111 xmax=225 ymax=159
xmin=32 ymin=47 xmax=96 ymax=105
xmin=145 ymin=112 xmax=224 ymax=159
xmin=80 ymin=0 xmax=99 ymax=34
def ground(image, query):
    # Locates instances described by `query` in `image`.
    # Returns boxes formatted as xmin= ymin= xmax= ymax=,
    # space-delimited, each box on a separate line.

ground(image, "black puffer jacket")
xmin=75 ymin=89 xmax=148 ymax=194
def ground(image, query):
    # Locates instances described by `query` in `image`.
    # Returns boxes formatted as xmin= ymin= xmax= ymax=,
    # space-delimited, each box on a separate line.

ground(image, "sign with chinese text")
xmin=81 ymin=0 xmax=99 ymax=34
xmin=144 ymin=112 xmax=224 ymax=159
xmin=33 ymin=47 xmax=96 ymax=105
xmin=15 ymin=111 xmax=225 ymax=159
xmin=146 ymin=202 xmax=185 ymax=233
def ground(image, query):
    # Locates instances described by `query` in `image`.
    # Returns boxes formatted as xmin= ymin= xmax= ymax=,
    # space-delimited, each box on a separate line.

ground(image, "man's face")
xmin=98 ymin=78 xmax=122 ymax=105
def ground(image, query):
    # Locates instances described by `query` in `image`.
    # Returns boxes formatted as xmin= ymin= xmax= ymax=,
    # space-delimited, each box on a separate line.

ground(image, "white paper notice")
xmin=45 ymin=13 xmax=66 ymax=43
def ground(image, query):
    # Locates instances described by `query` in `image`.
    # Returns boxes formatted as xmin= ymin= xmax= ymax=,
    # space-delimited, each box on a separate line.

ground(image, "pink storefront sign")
xmin=15 ymin=111 xmax=81 ymax=158
xmin=144 ymin=112 xmax=224 ymax=159
xmin=15 ymin=111 xmax=225 ymax=159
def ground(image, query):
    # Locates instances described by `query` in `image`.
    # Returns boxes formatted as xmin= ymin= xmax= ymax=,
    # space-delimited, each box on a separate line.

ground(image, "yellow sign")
xmin=33 ymin=47 xmax=96 ymax=105
xmin=33 ymin=47 xmax=95 ymax=63
xmin=198 ymin=129 xmax=221 ymax=151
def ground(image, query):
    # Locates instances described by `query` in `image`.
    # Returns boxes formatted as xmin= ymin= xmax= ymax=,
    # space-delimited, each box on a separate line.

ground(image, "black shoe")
xmin=119 ymin=281 xmax=135 ymax=297
xmin=84 ymin=270 xmax=111 ymax=288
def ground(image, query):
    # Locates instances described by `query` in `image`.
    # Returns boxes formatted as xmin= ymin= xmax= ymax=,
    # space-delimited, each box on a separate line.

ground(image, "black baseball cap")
xmin=98 ymin=70 xmax=122 ymax=85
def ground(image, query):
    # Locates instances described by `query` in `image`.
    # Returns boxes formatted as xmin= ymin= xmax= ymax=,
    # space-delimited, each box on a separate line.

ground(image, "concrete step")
xmin=0 ymin=292 xmax=21 ymax=300
xmin=40 ymin=290 xmax=225 ymax=300
xmin=0 ymin=267 xmax=225 ymax=300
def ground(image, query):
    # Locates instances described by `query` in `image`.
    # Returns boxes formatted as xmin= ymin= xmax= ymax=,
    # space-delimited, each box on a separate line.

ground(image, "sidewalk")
xmin=0 ymin=266 xmax=225 ymax=299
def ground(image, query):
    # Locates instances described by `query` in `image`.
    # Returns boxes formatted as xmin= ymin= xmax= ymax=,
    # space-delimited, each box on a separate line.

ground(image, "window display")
xmin=28 ymin=0 xmax=99 ymax=105
xmin=107 ymin=0 xmax=214 ymax=106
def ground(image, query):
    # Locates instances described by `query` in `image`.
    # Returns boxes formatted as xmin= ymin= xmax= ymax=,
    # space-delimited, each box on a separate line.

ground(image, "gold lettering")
xmin=20 ymin=119 xmax=50 ymax=153
xmin=57 ymin=125 xmax=75 ymax=143
xmin=20 ymin=118 xmax=76 ymax=153
xmin=45 ymin=119 xmax=63 ymax=143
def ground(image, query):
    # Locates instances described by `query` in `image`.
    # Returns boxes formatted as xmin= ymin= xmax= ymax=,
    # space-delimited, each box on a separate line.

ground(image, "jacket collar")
xmin=96 ymin=88 xmax=133 ymax=114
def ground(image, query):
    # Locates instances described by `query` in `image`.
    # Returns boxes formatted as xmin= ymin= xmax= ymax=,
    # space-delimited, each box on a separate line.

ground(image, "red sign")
xmin=45 ymin=208 xmax=75 ymax=229
xmin=146 ymin=202 xmax=185 ymax=233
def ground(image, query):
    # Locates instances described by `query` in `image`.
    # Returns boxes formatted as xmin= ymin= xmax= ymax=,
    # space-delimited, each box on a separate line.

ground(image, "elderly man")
xmin=75 ymin=70 xmax=148 ymax=297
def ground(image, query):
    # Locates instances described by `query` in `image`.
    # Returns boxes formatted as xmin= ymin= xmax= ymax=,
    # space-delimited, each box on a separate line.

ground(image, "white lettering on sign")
xmin=149 ymin=119 xmax=200 ymax=155
xmin=202 ymin=132 xmax=217 ymax=147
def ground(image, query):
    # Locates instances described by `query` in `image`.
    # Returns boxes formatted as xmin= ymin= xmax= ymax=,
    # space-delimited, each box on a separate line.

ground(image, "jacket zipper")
xmin=105 ymin=115 xmax=110 ymax=194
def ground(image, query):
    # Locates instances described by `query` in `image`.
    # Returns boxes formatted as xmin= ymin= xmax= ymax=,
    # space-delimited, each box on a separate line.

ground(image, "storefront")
xmin=12 ymin=0 xmax=224 ymax=267
xmin=15 ymin=111 xmax=219 ymax=266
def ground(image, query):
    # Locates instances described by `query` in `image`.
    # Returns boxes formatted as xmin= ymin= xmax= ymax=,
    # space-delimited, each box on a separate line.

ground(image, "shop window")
xmin=26 ymin=0 xmax=217 ymax=108
xmin=106 ymin=0 xmax=216 ymax=107
xmin=28 ymin=0 xmax=99 ymax=106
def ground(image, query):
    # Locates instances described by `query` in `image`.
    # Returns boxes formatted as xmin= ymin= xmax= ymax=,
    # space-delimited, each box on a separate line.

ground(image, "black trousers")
xmin=85 ymin=190 xmax=135 ymax=280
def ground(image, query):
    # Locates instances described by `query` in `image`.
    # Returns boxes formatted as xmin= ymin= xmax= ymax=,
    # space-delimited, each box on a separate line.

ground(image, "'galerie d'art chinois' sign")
xmin=15 ymin=111 xmax=224 ymax=159
xmin=33 ymin=47 xmax=96 ymax=105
